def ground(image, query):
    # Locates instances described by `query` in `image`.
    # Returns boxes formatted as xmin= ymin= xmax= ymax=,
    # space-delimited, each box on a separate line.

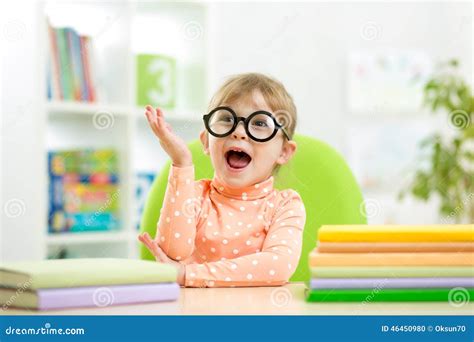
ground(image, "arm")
xmin=142 ymin=105 xmax=198 ymax=261
xmin=184 ymin=191 xmax=306 ymax=287
xmin=156 ymin=165 xmax=204 ymax=260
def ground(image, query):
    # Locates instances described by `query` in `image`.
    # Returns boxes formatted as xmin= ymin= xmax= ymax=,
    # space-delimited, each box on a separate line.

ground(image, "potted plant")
xmin=399 ymin=59 xmax=473 ymax=223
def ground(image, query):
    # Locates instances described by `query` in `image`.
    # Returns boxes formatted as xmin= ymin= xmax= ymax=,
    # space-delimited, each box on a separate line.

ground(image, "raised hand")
xmin=144 ymin=105 xmax=193 ymax=168
xmin=138 ymin=232 xmax=185 ymax=286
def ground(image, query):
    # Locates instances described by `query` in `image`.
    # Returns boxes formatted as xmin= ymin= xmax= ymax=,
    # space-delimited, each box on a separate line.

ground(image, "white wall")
xmin=208 ymin=1 xmax=472 ymax=224
xmin=209 ymin=1 xmax=471 ymax=152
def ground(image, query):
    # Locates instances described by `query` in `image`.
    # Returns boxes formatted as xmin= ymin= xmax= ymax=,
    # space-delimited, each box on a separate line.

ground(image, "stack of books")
xmin=306 ymin=225 xmax=474 ymax=302
xmin=48 ymin=149 xmax=120 ymax=233
xmin=47 ymin=22 xmax=97 ymax=102
xmin=0 ymin=259 xmax=179 ymax=310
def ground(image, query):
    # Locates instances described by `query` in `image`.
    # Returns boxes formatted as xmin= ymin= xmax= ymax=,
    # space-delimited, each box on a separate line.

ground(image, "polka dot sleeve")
xmin=156 ymin=165 xmax=203 ymax=261
xmin=184 ymin=191 xmax=306 ymax=287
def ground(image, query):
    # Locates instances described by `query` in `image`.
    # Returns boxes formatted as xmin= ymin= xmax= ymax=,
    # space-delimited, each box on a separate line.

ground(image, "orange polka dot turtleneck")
xmin=156 ymin=165 xmax=306 ymax=287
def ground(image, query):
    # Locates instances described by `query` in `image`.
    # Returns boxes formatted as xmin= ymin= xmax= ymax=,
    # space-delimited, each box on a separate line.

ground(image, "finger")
xmin=139 ymin=232 xmax=153 ymax=243
xmin=144 ymin=109 xmax=155 ymax=122
xmin=138 ymin=234 xmax=160 ymax=256
xmin=145 ymin=105 xmax=155 ymax=115
xmin=142 ymin=231 xmax=153 ymax=240
xmin=144 ymin=111 xmax=162 ymax=137
xmin=141 ymin=232 xmax=159 ymax=247
xmin=152 ymin=244 xmax=169 ymax=261
xmin=155 ymin=107 xmax=164 ymax=118
xmin=138 ymin=237 xmax=157 ymax=258
xmin=138 ymin=234 xmax=154 ymax=253
xmin=143 ymin=235 xmax=167 ymax=260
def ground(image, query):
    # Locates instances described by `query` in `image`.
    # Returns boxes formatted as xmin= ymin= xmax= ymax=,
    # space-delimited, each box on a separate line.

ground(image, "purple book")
xmin=310 ymin=277 xmax=474 ymax=289
xmin=4 ymin=283 xmax=180 ymax=310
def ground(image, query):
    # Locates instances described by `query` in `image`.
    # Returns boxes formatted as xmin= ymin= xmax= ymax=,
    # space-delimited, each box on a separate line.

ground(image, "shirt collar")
xmin=211 ymin=175 xmax=275 ymax=200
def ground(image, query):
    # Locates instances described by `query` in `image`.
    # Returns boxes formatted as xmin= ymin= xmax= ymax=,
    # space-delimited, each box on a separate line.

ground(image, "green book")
xmin=55 ymin=28 xmax=74 ymax=100
xmin=311 ymin=266 xmax=474 ymax=278
xmin=305 ymin=288 xmax=474 ymax=302
xmin=0 ymin=258 xmax=177 ymax=290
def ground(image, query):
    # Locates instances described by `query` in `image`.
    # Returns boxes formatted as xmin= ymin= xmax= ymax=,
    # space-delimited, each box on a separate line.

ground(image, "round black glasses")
xmin=203 ymin=106 xmax=291 ymax=142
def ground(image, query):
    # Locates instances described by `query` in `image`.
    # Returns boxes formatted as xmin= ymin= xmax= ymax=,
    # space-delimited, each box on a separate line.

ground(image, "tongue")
xmin=227 ymin=152 xmax=251 ymax=169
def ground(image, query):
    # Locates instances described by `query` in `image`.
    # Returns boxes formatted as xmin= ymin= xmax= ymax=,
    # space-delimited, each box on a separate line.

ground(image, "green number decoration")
xmin=136 ymin=54 xmax=176 ymax=109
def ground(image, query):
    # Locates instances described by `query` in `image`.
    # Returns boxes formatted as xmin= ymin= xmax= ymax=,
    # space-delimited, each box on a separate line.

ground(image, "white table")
xmin=2 ymin=282 xmax=473 ymax=315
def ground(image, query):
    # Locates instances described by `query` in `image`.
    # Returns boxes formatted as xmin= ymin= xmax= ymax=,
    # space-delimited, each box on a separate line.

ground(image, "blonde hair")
xmin=207 ymin=73 xmax=297 ymax=139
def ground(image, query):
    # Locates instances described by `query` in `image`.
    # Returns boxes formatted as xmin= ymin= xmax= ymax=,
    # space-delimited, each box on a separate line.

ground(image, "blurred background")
xmin=1 ymin=1 xmax=472 ymax=261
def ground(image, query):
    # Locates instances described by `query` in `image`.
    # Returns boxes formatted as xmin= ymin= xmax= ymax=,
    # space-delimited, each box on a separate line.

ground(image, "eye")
xmin=212 ymin=111 xmax=234 ymax=124
xmin=252 ymin=120 xmax=268 ymax=127
xmin=250 ymin=114 xmax=272 ymax=129
xmin=218 ymin=115 xmax=233 ymax=123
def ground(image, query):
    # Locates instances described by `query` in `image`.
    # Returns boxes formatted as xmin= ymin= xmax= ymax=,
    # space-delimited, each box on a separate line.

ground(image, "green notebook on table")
xmin=305 ymin=288 xmax=474 ymax=302
xmin=0 ymin=258 xmax=177 ymax=290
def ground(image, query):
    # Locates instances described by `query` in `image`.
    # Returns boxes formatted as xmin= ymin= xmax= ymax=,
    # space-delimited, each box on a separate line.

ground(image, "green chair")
xmin=139 ymin=134 xmax=367 ymax=281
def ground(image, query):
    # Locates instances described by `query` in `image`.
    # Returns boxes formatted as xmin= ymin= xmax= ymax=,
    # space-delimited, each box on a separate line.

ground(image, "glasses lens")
xmin=208 ymin=109 xmax=235 ymax=135
xmin=248 ymin=113 xmax=275 ymax=140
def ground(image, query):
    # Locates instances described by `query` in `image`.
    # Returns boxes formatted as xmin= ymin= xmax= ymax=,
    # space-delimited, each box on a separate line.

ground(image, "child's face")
xmin=200 ymin=90 xmax=297 ymax=188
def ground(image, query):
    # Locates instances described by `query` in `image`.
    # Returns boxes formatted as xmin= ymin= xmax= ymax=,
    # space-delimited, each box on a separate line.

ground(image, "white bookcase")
xmin=39 ymin=1 xmax=210 ymax=260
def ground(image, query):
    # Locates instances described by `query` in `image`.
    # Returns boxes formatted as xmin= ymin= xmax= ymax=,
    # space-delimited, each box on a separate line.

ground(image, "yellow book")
xmin=318 ymin=225 xmax=474 ymax=243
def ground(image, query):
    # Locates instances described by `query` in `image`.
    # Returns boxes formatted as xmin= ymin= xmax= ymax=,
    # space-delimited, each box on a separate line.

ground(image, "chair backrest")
xmin=139 ymin=134 xmax=367 ymax=281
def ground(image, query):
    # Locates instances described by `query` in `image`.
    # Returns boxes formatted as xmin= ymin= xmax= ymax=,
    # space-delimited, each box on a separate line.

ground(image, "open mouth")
xmin=225 ymin=149 xmax=252 ymax=170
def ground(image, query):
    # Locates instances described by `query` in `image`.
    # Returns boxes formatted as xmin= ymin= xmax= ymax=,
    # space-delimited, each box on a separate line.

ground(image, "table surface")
xmin=2 ymin=282 xmax=473 ymax=315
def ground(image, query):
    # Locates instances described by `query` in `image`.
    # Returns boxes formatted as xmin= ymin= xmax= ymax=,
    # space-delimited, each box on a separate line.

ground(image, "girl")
xmin=138 ymin=73 xmax=306 ymax=287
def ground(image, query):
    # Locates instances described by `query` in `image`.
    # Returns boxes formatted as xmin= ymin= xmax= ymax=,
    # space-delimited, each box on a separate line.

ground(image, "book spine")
xmin=47 ymin=23 xmax=62 ymax=100
xmin=74 ymin=31 xmax=88 ymax=101
xmin=80 ymin=36 xmax=95 ymax=102
xmin=56 ymin=28 xmax=73 ymax=100
xmin=66 ymin=28 xmax=80 ymax=101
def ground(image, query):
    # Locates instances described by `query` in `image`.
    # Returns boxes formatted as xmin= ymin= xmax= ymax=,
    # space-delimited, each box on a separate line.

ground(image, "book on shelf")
xmin=135 ymin=172 xmax=156 ymax=229
xmin=48 ymin=149 xmax=120 ymax=233
xmin=47 ymin=20 xmax=97 ymax=103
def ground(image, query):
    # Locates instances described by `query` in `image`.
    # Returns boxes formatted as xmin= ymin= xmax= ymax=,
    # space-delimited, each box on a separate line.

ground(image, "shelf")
xmin=46 ymin=101 xmax=131 ymax=118
xmin=46 ymin=231 xmax=136 ymax=245
xmin=134 ymin=106 xmax=203 ymax=123
xmin=34 ymin=1 xmax=209 ymax=260
xmin=46 ymin=101 xmax=203 ymax=124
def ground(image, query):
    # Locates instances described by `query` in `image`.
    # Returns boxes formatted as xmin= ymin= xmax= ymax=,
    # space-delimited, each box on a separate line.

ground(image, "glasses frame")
xmin=203 ymin=106 xmax=291 ymax=142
